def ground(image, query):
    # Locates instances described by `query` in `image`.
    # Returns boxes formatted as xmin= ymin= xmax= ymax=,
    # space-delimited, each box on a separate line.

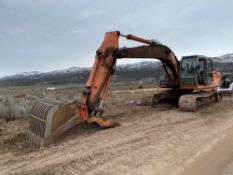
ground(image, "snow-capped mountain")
xmin=212 ymin=53 xmax=233 ymax=62
xmin=0 ymin=67 xmax=89 ymax=80
xmin=1 ymin=71 xmax=43 ymax=80
xmin=0 ymin=53 xmax=233 ymax=86
xmin=47 ymin=67 xmax=90 ymax=75
xmin=211 ymin=53 xmax=233 ymax=72
xmin=0 ymin=62 xmax=161 ymax=86
xmin=20 ymin=71 xmax=43 ymax=77
xmin=119 ymin=61 xmax=160 ymax=70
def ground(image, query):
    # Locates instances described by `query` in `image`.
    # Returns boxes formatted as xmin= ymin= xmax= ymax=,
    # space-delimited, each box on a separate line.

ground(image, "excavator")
xmin=27 ymin=31 xmax=221 ymax=147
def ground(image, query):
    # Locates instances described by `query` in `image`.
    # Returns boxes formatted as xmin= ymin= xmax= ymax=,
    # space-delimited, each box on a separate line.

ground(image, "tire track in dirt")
xmin=2 ymin=110 xmax=201 ymax=174
xmin=177 ymin=119 xmax=233 ymax=175
xmin=1 ymin=107 xmax=197 ymax=174
xmin=1 ymin=99 xmax=233 ymax=175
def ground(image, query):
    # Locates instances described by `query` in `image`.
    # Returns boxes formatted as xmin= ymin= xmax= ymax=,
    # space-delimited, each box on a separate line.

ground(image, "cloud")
xmin=0 ymin=0 xmax=233 ymax=77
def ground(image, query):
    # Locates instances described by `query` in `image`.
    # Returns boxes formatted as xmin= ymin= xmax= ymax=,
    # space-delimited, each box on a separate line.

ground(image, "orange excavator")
xmin=27 ymin=31 xmax=221 ymax=147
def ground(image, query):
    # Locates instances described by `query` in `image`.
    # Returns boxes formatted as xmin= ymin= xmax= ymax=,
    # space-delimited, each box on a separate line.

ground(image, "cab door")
xmin=204 ymin=59 xmax=213 ymax=85
xmin=180 ymin=57 xmax=198 ymax=86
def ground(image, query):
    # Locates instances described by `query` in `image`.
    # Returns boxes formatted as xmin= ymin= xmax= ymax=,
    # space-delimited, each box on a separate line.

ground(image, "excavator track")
xmin=178 ymin=91 xmax=219 ymax=112
xmin=152 ymin=90 xmax=182 ymax=107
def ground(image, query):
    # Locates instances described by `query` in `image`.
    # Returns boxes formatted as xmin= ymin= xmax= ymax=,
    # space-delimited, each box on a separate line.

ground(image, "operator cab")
xmin=180 ymin=55 xmax=213 ymax=87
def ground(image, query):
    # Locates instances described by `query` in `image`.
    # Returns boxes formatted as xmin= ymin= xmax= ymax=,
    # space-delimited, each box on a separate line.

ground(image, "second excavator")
xmin=27 ymin=31 xmax=221 ymax=147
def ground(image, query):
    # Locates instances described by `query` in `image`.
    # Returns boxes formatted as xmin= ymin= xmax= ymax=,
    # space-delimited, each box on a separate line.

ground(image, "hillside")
xmin=212 ymin=53 xmax=233 ymax=72
xmin=0 ymin=61 xmax=161 ymax=86
xmin=212 ymin=53 xmax=233 ymax=62
xmin=0 ymin=53 xmax=233 ymax=86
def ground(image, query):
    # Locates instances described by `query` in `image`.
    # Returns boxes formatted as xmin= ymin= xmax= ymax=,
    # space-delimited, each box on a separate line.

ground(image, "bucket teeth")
xmin=27 ymin=101 xmax=55 ymax=147
xmin=27 ymin=101 xmax=80 ymax=147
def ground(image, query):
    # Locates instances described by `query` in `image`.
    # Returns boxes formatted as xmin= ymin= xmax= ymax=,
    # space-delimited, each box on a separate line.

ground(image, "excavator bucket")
xmin=27 ymin=101 xmax=81 ymax=147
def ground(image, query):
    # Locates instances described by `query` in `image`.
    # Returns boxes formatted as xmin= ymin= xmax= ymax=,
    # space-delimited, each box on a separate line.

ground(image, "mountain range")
xmin=0 ymin=53 xmax=233 ymax=86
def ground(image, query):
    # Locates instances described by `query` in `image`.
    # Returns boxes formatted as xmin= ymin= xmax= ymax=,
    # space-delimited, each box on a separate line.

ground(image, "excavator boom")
xmin=77 ymin=31 xmax=119 ymax=121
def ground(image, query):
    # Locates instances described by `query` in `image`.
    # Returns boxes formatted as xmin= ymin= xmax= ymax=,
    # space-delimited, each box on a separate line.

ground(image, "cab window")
xmin=181 ymin=59 xmax=197 ymax=76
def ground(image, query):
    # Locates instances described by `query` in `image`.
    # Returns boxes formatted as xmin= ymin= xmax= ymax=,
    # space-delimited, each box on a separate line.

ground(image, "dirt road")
xmin=0 ymin=88 xmax=233 ymax=175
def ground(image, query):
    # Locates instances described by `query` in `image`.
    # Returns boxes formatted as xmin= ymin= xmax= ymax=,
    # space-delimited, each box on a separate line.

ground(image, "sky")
xmin=0 ymin=0 xmax=233 ymax=77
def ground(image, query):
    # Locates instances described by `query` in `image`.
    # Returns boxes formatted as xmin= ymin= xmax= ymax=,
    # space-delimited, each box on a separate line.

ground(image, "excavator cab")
xmin=180 ymin=55 xmax=214 ymax=88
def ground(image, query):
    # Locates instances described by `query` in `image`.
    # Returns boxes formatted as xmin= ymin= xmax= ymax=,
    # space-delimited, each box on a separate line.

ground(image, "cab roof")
xmin=182 ymin=55 xmax=208 ymax=60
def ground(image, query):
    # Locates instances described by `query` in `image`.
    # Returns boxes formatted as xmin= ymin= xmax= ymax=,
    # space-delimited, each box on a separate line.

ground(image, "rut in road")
xmin=1 ymin=99 xmax=233 ymax=175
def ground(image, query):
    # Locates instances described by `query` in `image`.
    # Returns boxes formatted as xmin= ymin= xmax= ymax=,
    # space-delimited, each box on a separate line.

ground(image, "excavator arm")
xmin=28 ymin=31 xmax=180 ymax=147
xmin=116 ymin=46 xmax=180 ymax=86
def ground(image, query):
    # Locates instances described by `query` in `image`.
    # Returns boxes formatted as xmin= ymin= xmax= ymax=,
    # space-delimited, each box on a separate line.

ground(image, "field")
xmin=0 ymin=84 xmax=233 ymax=175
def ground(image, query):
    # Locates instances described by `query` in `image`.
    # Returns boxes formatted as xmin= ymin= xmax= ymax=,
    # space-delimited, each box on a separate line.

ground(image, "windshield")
xmin=181 ymin=58 xmax=197 ymax=76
